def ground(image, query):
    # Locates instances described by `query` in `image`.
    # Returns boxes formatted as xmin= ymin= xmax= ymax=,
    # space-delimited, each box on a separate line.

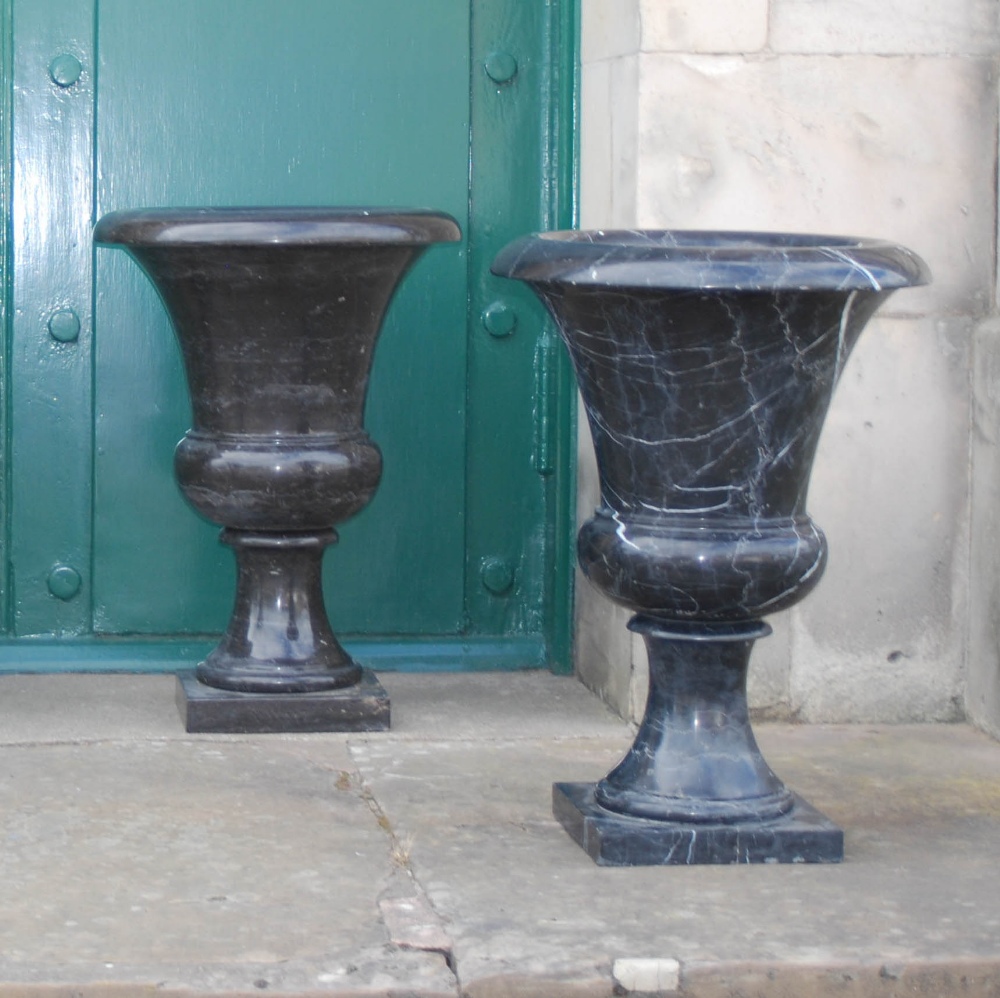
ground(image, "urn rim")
xmin=491 ymin=228 xmax=930 ymax=292
xmin=93 ymin=206 xmax=461 ymax=248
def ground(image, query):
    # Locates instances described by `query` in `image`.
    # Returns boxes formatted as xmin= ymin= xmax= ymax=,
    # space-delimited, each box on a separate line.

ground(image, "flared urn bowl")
xmin=494 ymin=229 xmax=929 ymax=864
xmin=95 ymin=207 xmax=460 ymax=704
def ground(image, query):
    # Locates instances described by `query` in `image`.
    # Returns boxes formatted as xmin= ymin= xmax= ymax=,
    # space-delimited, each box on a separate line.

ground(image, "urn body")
xmin=95 ymin=208 xmax=460 ymax=702
xmin=494 ymin=229 xmax=929 ymax=863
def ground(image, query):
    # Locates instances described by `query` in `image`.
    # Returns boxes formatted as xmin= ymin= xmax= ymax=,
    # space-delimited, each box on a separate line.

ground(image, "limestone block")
xmin=608 ymin=55 xmax=641 ymax=227
xmin=581 ymin=55 xmax=640 ymax=229
xmin=581 ymin=61 xmax=613 ymax=226
xmin=747 ymin=610 xmax=793 ymax=719
xmin=581 ymin=0 xmax=640 ymax=63
xmin=967 ymin=317 xmax=1000 ymax=739
xmin=790 ymin=315 xmax=970 ymax=723
xmin=640 ymin=0 xmax=769 ymax=53
xmin=575 ymin=570 xmax=635 ymax=719
xmin=628 ymin=628 xmax=648 ymax=724
xmin=636 ymin=54 xmax=996 ymax=318
xmin=574 ymin=399 xmax=635 ymax=717
xmin=576 ymin=395 xmax=599 ymax=533
xmin=770 ymin=0 xmax=1000 ymax=55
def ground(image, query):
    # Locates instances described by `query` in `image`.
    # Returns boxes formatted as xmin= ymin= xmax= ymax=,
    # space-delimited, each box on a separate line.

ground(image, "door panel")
xmin=93 ymin=0 xmax=469 ymax=636
xmin=9 ymin=0 xmax=95 ymax=637
xmin=1 ymin=0 xmax=577 ymax=670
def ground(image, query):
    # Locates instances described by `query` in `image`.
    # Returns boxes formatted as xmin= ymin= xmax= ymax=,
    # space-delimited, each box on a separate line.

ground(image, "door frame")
xmin=0 ymin=0 xmax=579 ymax=674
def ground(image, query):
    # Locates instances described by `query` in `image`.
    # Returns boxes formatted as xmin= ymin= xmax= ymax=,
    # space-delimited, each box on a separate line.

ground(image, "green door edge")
xmin=0 ymin=0 xmax=11 ymax=639
xmin=463 ymin=0 xmax=579 ymax=675
xmin=0 ymin=0 xmax=579 ymax=676
xmin=546 ymin=0 xmax=580 ymax=675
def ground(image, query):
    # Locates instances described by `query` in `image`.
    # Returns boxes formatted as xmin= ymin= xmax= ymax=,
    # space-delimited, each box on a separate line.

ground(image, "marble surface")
xmin=494 ymin=228 xmax=927 ymax=863
xmin=492 ymin=228 xmax=929 ymax=291
xmin=195 ymin=528 xmax=360 ymax=695
xmin=176 ymin=668 xmax=390 ymax=734
xmin=94 ymin=208 xmax=460 ymax=533
xmin=494 ymin=229 xmax=929 ymax=621
xmin=554 ymin=783 xmax=843 ymax=866
xmin=594 ymin=617 xmax=790 ymax=824
xmin=95 ymin=208 xmax=460 ymax=714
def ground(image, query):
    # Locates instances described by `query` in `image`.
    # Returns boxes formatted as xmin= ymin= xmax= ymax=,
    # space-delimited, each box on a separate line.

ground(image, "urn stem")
xmin=595 ymin=616 xmax=793 ymax=824
xmin=197 ymin=529 xmax=361 ymax=694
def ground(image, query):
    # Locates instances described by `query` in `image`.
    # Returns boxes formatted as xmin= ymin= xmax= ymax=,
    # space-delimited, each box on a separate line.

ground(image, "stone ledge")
xmin=0 ymin=674 xmax=995 ymax=997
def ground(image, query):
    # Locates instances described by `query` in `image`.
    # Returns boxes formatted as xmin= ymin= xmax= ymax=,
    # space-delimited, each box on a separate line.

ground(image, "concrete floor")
xmin=0 ymin=671 xmax=996 ymax=997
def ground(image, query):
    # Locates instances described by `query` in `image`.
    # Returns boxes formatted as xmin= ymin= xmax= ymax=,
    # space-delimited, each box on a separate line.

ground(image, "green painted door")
xmin=0 ymin=0 xmax=576 ymax=672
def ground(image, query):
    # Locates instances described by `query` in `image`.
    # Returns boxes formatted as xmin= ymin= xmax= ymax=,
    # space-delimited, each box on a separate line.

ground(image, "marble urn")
xmin=95 ymin=207 xmax=460 ymax=733
xmin=493 ymin=229 xmax=929 ymax=865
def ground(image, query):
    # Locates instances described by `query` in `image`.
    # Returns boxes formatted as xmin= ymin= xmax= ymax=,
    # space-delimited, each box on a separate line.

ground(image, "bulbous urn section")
xmin=173 ymin=431 xmax=383 ymax=531
xmin=95 ymin=207 xmax=460 ymax=702
xmin=494 ymin=230 xmax=929 ymax=621
xmin=494 ymin=229 xmax=929 ymax=863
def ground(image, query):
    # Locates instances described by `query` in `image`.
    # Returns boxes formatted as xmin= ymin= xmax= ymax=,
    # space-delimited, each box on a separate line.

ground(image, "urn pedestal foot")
xmin=553 ymin=616 xmax=843 ymax=865
xmin=553 ymin=783 xmax=843 ymax=866
xmin=176 ymin=529 xmax=390 ymax=733
xmin=176 ymin=667 xmax=390 ymax=734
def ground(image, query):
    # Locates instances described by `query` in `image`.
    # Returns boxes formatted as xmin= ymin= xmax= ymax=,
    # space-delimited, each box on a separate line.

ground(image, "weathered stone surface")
xmin=612 ymin=957 xmax=680 ymax=994
xmin=0 ymin=733 xmax=455 ymax=995
xmin=0 ymin=675 xmax=998 ymax=995
xmin=353 ymin=720 xmax=1000 ymax=995
xmin=968 ymin=318 xmax=1000 ymax=741
xmin=793 ymin=315 xmax=970 ymax=723
xmin=636 ymin=54 xmax=996 ymax=320
xmin=580 ymin=57 xmax=640 ymax=231
xmin=580 ymin=0 xmax=639 ymax=63
xmin=379 ymin=670 xmax=625 ymax=741
xmin=770 ymin=0 xmax=1000 ymax=55
xmin=378 ymin=896 xmax=451 ymax=956
xmin=640 ymin=0 xmax=768 ymax=53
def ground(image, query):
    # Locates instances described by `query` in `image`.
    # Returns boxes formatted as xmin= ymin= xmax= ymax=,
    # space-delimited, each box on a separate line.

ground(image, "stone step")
xmin=0 ymin=671 xmax=995 ymax=997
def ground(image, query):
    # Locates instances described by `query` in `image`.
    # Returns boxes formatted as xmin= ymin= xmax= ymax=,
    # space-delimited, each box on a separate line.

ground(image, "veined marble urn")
xmin=493 ymin=229 xmax=929 ymax=865
xmin=95 ymin=207 xmax=460 ymax=733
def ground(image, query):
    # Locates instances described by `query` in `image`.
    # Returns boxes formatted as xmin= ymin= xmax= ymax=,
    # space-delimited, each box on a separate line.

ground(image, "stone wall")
xmin=578 ymin=0 xmax=999 ymax=727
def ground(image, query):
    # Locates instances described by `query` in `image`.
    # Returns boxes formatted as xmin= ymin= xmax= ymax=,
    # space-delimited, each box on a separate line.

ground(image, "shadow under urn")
xmin=493 ymin=229 xmax=929 ymax=865
xmin=95 ymin=207 xmax=460 ymax=733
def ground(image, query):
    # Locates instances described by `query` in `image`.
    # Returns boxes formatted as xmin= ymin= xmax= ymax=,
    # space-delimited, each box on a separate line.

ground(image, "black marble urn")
xmin=95 ymin=208 xmax=460 ymax=733
xmin=493 ymin=230 xmax=929 ymax=865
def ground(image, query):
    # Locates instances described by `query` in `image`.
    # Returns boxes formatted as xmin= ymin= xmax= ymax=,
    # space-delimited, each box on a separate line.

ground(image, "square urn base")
xmin=553 ymin=782 xmax=843 ymax=866
xmin=176 ymin=668 xmax=390 ymax=734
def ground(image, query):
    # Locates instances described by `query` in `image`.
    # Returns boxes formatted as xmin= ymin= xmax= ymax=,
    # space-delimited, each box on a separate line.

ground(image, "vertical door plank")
xmin=465 ymin=0 xmax=576 ymax=660
xmin=10 ymin=0 xmax=95 ymax=635
xmin=540 ymin=0 xmax=579 ymax=674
